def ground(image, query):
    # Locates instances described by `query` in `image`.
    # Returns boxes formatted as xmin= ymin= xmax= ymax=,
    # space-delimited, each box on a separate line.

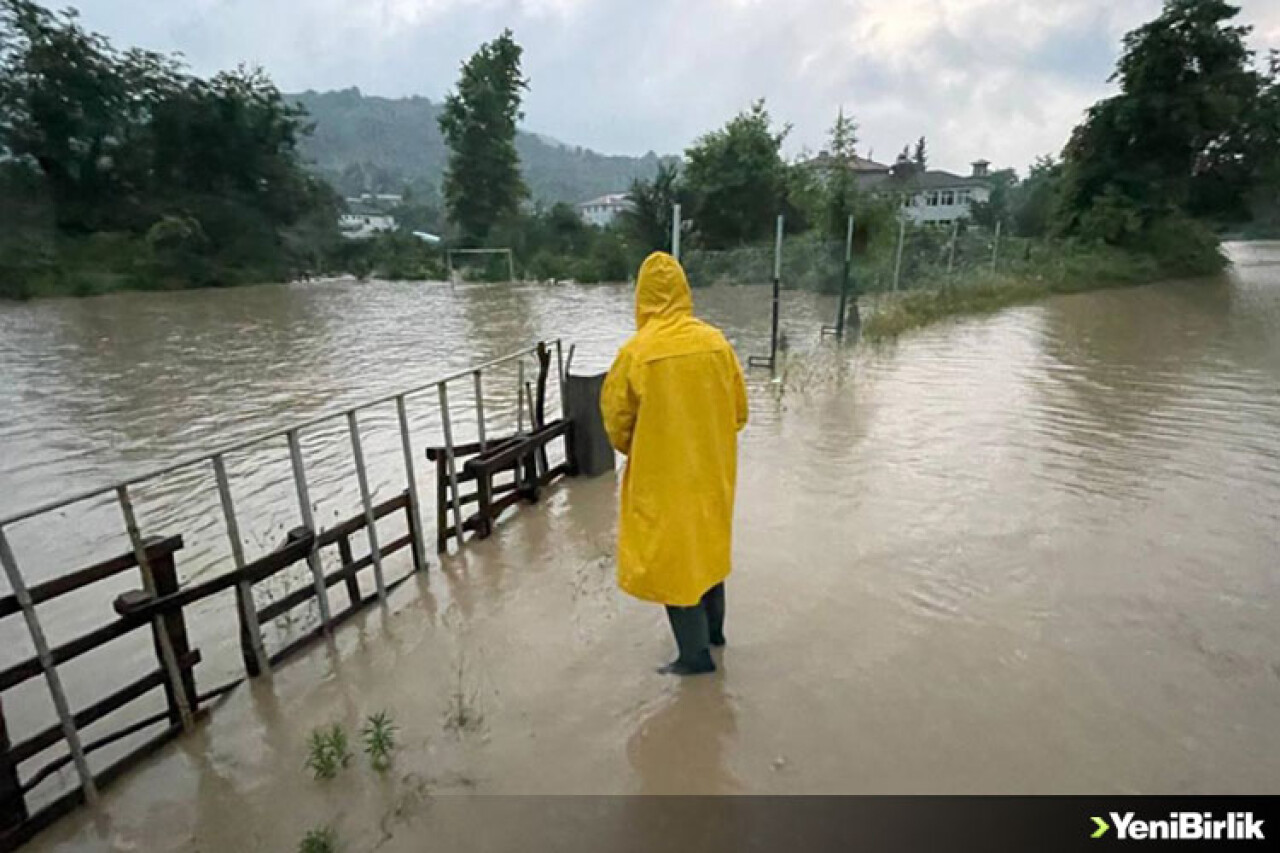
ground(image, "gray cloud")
xmin=66 ymin=0 xmax=1280 ymax=175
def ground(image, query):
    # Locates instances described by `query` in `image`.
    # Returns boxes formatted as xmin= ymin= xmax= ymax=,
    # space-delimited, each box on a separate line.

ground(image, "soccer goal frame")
xmin=446 ymin=248 xmax=516 ymax=283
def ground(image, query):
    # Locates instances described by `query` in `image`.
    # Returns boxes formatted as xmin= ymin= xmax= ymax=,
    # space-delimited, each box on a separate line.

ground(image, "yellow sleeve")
xmin=601 ymin=346 xmax=638 ymax=455
xmin=732 ymin=350 xmax=749 ymax=432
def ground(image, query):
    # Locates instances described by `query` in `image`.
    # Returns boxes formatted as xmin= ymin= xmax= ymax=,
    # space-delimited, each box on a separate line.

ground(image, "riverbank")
xmin=860 ymin=240 xmax=1227 ymax=341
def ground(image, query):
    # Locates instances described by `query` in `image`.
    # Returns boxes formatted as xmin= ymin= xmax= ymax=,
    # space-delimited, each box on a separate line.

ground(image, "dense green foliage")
xmin=438 ymin=30 xmax=528 ymax=242
xmin=823 ymin=109 xmax=860 ymax=239
xmin=682 ymin=101 xmax=791 ymax=248
xmin=0 ymin=0 xmax=340 ymax=297
xmin=489 ymin=203 xmax=633 ymax=283
xmin=620 ymin=161 xmax=683 ymax=255
xmin=1057 ymin=0 xmax=1279 ymax=241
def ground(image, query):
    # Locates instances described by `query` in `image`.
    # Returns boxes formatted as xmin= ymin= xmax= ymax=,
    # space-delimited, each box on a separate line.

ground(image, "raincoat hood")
xmin=634 ymin=252 xmax=693 ymax=329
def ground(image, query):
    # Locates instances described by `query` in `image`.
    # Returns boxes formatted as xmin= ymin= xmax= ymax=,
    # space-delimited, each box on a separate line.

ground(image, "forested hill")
xmin=290 ymin=88 xmax=666 ymax=204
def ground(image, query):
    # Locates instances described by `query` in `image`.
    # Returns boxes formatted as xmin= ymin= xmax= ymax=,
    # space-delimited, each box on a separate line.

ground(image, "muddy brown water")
xmin=2 ymin=243 xmax=1279 ymax=850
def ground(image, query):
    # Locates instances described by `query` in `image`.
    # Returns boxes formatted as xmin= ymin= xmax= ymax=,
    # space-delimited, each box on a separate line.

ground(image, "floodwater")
xmin=3 ymin=242 xmax=1280 ymax=850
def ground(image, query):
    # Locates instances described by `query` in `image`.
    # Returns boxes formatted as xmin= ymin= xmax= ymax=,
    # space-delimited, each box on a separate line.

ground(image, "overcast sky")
xmin=67 ymin=0 xmax=1280 ymax=176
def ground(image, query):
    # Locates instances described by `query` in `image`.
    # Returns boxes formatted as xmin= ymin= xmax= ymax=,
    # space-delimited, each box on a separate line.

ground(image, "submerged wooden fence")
xmin=0 ymin=340 xmax=569 ymax=851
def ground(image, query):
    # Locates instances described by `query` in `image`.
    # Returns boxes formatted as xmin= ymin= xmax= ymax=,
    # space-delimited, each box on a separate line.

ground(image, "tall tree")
xmin=1057 ymin=0 xmax=1264 ymax=236
xmin=913 ymin=136 xmax=928 ymax=171
xmin=1009 ymin=155 xmax=1062 ymax=238
xmin=682 ymin=99 xmax=789 ymax=247
xmin=622 ymin=160 xmax=682 ymax=253
xmin=824 ymin=108 xmax=859 ymax=237
xmin=437 ymin=30 xmax=527 ymax=242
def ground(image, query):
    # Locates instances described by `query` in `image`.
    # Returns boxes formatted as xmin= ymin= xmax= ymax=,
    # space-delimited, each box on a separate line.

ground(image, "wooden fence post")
xmin=0 ymin=697 xmax=28 ymax=842
xmin=146 ymin=546 xmax=197 ymax=726
xmin=337 ymin=535 xmax=359 ymax=608
xmin=236 ymin=584 xmax=261 ymax=678
xmin=403 ymin=499 xmax=425 ymax=574
xmin=434 ymin=454 xmax=448 ymax=554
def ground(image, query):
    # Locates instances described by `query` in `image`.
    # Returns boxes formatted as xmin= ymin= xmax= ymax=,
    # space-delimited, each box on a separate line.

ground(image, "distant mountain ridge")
xmin=290 ymin=88 xmax=667 ymax=205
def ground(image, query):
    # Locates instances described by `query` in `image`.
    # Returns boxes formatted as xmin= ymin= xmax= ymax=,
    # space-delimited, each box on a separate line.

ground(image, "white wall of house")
xmin=902 ymin=186 xmax=991 ymax=225
xmin=576 ymin=194 xmax=632 ymax=228
xmin=338 ymin=213 xmax=397 ymax=240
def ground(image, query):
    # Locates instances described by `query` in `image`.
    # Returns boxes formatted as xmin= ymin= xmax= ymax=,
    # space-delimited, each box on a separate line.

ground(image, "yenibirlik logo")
xmin=1090 ymin=812 xmax=1265 ymax=841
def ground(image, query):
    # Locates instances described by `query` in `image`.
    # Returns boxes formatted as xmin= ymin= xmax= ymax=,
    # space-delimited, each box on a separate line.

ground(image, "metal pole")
xmin=893 ymin=216 xmax=907 ymax=292
xmin=396 ymin=395 xmax=429 ymax=575
xmin=671 ymin=203 xmax=682 ymax=261
xmin=948 ymin=219 xmax=959 ymax=275
xmin=286 ymin=429 xmax=333 ymax=630
xmin=472 ymin=370 xmax=487 ymax=452
xmin=992 ymin=220 xmax=1002 ymax=272
xmin=770 ymin=214 xmax=783 ymax=366
xmin=437 ymin=382 xmax=467 ymax=551
xmin=212 ymin=455 xmax=270 ymax=676
xmin=346 ymin=411 xmax=386 ymax=602
xmin=835 ymin=214 xmax=854 ymax=338
xmin=516 ymin=359 xmax=526 ymax=433
xmin=507 ymin=250 xmax=515 ymax=283
xmin=117 ymin=486 xmax=194 ymax=731
xmin=0 ymin=527 xmax=98 ymax=805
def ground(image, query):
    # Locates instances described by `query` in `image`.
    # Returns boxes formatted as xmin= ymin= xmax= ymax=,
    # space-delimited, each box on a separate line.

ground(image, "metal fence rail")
xmin=0 ymin=338 xmax=564 ymax=835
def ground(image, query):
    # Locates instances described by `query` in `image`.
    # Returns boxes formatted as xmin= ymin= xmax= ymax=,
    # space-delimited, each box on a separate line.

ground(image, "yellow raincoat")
xmin=601 ymin=252 xmax=748 ymax=607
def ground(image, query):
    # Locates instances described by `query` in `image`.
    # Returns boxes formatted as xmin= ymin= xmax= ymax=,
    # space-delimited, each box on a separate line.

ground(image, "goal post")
xmin=446 ymin=248 xmax=516 ymax=283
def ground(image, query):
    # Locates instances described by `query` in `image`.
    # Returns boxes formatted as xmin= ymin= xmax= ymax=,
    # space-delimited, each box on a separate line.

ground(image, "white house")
xmin=859 ymin=160 xmax=994 ymax=226
xmin=576 ymin=193 xmax=632 ymax=227
xmin=338 ymin=213 xmax=398 ymax=240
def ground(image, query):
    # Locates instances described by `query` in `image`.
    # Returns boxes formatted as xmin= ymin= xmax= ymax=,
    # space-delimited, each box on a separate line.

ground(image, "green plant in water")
xmin=305 ymin=724 xmax=352 ymax=780
xmin=362 ymin=711 xmax=399 ymax=771
xmin=327 ymin=723 xmax=353 ymax=769
xmin=298 ymin=824 xmax=338 ymax=853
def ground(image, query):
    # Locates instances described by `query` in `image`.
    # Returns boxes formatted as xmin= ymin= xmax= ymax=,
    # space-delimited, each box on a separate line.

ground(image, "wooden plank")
xmin=0 ymin=616 xmax=143 ymax=693
xmin=337 ymin=535 xmax=359 ymax=607
xmin=6 ymin=651 xmax=198 ymax=766
xmin=404 ymin=501 xmax=425 ymax=574
xmin=267 ymin=571 xmax=415 ymax=667
xmin=425 ymin=433 xmax=521 ymax=462
xmin=0 ymin=536 xmax=183 ymax=621
xmin=0 ymin=699 xmax=26 ymax=843
xmin=257 ymin=534 xmax=412 ymax=624
xmin=145 ymin=549 xmax=196 ymax=726
xmin=435 ymin=454 xmax=448 ymax=554
xmin=464 ymin=421 xmax=568 ymax=474
xmin=7 ymin=712 xmax=205 ymax=851
xmin=314 ymin=493 xmax=408 ymax=549
xmin=122 ymin=528 xmax=321 ymax=623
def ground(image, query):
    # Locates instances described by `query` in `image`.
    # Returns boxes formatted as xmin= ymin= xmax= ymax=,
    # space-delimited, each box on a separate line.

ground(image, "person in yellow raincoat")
xmin=601 ymin=251 xmax=748 ymax=675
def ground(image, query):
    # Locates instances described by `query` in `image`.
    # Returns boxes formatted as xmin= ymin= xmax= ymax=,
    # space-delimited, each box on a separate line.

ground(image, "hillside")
xmin=290 ymin=88 xmax=667 ymax=205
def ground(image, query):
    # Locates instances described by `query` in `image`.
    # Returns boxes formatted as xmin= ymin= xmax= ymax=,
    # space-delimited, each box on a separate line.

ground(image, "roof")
xmin=803 ymin=153 xmax=892 ymax=173
xmin=576 ymin=193 xmax=631 ymax=208
xmin=858 ymin=169 xmax=991 ymax=193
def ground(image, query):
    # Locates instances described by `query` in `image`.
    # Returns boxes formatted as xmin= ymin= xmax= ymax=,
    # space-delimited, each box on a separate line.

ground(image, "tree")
xmin=0 ymin=0 xmax=339 ymax=291
xmin=437 ymin=30 xmax=527 ymax=242
xmin=1056 ymin=0 xmax=1265 ymax=236
xmin=913 ymin=136 xmax=928 ymax=171
xmin=0 ymin=1 xmax=183 ymax=231
xmin=969 ymin=168 xmax=1017 ymax=230
xmin=823 ymin=108 xmax=860 ymax=238
xmin=1236 ymin=49 xmax=1280 ymax=226
xmin=682 ymin=100 xmax=790 ymax=247
xmin=621 ymin=160 xmax=682 ymax=253
xmin=1009 ymin=155 xmax=1062 ymax=238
